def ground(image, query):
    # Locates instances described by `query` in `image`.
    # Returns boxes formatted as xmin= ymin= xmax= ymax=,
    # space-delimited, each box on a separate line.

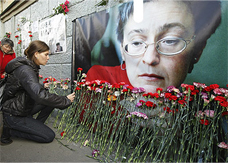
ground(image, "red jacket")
xmin=0 ymin=48 xmax=16 ymax=78
xmin=86 ymin=64 xmax=132 ymax=86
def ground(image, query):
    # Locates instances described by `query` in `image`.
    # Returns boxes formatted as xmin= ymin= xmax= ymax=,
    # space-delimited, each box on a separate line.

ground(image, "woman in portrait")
xmin=86 ymin=0 xmax=221 ymax=93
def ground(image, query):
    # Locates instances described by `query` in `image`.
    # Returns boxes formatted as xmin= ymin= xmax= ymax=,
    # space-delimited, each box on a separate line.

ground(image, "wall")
xmin=0 ymin=0 xmax=122 ymax=81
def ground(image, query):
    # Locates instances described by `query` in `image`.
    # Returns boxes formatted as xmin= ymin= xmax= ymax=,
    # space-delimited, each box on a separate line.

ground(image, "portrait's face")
xmin=34 ymin=50 xmax=50 ymax=66
xmin=122 ymin=0 xmax=195 ymax=93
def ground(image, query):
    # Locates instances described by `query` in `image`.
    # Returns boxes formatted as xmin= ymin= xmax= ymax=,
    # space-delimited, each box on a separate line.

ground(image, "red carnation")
xmin=219 ymin=101 xmax=228 ymax=107
xmin=112 ymin=83 xmax=120 ymax=89
xmin=127 ymin=86 xmax=134 ymax=90
xmin=156 ymin=87 xmax=163 ymax=92
xmin=139 ymin=100 xmax=146 ymax=104
xmin=170 ymin=95 xmax=178 ymax=101
xmin=186 ymin=85 xmax=195 ymax=91
xmin=77 ymin=67 xmax=83 ymax=72
xmin=142 ymin=93 xmax=148 ymax=97
xmin=60 ymin=131 xmax=65 ymax=137
xmin=200 ymin=119 xmax=210 ymax=125
xmin=147 ymin=92 xmax=153 ymax=97
xmin=153 ymin=93 xmax=160 ymax=98
xmin=209 ymin=84 xmax=219 ymax=90
xmin=178 ymin=100 xmax=187 ymax=105
xmin=222 ymin=111 xmax=228 ymax=116
xmin=164 ymin=93 xmax=172 ymax=99
xmin=75 ymin=87 xmax=81 ymax=91
xmin=145 ymin=101 xmax=157 ymax=108
xmin=214 ymin=96 xmax=226 ymax=102
xmin=191 ymin=89 xmax=199 ymax=95
xmin=122 ymin=89 xmax=128 ymax=92
xmin=204 ymin=86 xmax=212 ymax=92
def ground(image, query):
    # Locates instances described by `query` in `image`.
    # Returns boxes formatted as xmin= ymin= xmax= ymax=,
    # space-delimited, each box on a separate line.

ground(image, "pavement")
xmin=0 ymin=111 xmax=99 ymax=162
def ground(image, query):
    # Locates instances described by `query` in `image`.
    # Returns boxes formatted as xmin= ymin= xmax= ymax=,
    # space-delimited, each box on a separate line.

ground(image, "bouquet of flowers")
xmin=52 ymin=0 xmax=69 ymax=16
xmin=4 ymin=32 xmax=11 ymax=38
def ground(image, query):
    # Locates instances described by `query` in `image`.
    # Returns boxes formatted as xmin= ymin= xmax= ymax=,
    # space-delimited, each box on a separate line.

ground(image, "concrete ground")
xmin=0 ymin=112 xmax=99 ymax=162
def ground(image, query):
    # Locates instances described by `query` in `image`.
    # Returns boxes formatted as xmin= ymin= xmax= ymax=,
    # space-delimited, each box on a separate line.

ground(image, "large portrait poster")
xmin=72 ymin=1 xmax=227 ymax=92
xmin=39 ymin=14 xmax=66 ymax=54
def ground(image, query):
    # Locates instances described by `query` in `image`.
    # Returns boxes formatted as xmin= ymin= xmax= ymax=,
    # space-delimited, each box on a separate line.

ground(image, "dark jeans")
xmin=3 ymin=105 xmax=55 ymax=143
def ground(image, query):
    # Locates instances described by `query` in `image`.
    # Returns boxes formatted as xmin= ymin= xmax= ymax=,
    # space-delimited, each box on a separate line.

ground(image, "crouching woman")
xmin=0 ymin=40 xmax=75 ymax=145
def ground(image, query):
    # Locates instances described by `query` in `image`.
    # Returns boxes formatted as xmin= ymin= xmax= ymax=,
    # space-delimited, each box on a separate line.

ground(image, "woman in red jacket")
xmin=0 ymin=38 xmax=16 ymax=79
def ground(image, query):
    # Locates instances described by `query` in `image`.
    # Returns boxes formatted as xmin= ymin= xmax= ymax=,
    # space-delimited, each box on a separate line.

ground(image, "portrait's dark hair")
xmin=56 ymin=42 xmax=60 ymax=46
xmin=24 ymin=40 xmax=49 ymax=61
xmin=1 ymin=38 xmax=14 ymax=48
xmin=116 ymin=0 xmax=221 ymax=52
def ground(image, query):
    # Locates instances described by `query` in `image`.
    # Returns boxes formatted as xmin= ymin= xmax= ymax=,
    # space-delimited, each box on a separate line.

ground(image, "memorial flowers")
xmin=52 ymin=0 xmax=69 ymax=16
xmin=4 ymin=32 xmax=11 ymax=38
xmin=41 ymin=70 xmax=228 ymax=162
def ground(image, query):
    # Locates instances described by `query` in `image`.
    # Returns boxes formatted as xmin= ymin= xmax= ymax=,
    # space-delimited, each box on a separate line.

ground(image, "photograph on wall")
xmin=39 ymin=14 xmax=66 ymax=54
xmin=72 ymin=1 xmax=227 ymax=92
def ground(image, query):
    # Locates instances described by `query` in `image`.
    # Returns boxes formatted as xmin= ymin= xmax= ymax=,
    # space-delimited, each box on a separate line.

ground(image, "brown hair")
xmin=24 ymin=40 xmax=49 ymax=61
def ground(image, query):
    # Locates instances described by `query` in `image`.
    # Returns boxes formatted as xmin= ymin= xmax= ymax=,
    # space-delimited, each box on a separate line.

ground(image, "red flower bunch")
xmin=53 ymin=0 xmax=69 ymax=16
xmin=4 ymin=32 xmax=11 ymax=38
xmin=43 ymin=76 xmax=57 ymax=83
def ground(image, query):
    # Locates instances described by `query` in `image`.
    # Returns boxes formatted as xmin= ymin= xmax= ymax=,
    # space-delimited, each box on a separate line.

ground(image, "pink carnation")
xmin=126 ymin=111 xmax=148 ymax=119
xmin=193 ymin=82 xmax=206 ymax=88
xmin=204 ymin=110 xmax=215 ymax=118
xmin=213 ymin=88 xmax=223 ymax=95
xmin=195 ymin=111 xmax=204 ymax=118
xmin=218 ymin=142 xmax=228 ymax=149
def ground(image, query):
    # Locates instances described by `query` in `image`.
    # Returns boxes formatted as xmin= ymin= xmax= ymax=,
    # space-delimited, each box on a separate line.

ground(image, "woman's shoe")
xmin=0 ymin=122 xmax=13 ymax=145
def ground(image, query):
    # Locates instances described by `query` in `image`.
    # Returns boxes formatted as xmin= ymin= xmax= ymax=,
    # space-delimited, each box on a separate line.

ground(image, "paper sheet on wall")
xmin=21 ymin=22 xmax=31 ymax=55
xmin=39 ymin=14 xmax=66 ymax=54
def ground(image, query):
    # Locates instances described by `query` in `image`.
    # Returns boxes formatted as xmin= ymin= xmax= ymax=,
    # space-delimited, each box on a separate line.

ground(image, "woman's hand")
xmin=67 ymin=92 xmax=75 ymax=103
xmin=44 ymin=83 xmax=50 ymax=88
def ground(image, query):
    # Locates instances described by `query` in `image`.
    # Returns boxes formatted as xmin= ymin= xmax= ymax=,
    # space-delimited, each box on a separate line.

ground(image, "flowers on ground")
xmin=41 ymin=73 xmax=227 ymax=162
